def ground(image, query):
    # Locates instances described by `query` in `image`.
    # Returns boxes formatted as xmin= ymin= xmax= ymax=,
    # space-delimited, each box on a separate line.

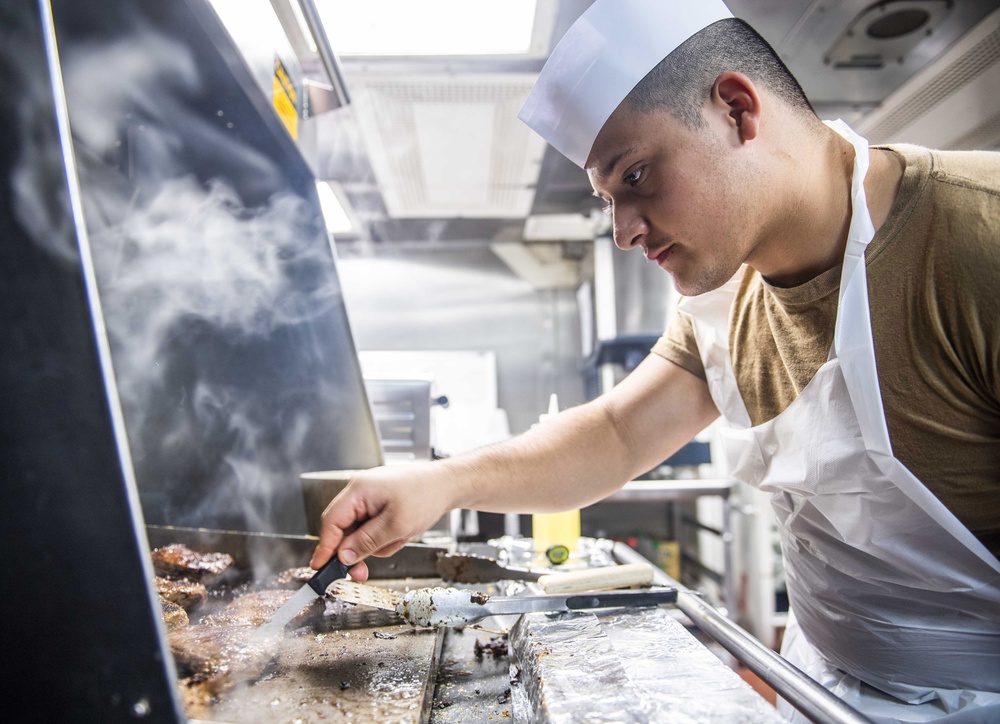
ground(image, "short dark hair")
xmin=626 ymin=18 xmax=814 ymax=127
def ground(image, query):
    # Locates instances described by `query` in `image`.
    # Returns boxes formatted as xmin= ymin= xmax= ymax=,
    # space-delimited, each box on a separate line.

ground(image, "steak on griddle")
xmin=156 ymin=576 xmax=208 ymax=610
xmin=168 ymin=624 xmax=277 ymax=680
xmin=177 ymin=672 xmax=232 ymax=720
xmin=151 ymin=543 xmax=235 ymax=584
xmin=201 ymin=589 xmax=324 ymax=628
xmin=268 ymin=566 xmax=315 ymax=589
xmin=160 ymin=596 xmax=189 ymax=631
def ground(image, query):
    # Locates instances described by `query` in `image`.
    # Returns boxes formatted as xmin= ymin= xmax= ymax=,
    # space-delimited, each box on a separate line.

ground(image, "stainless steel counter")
xmin=434 ymin=536 xmax=789 ymax=723
xmin=613 ymin=543 xmax=874 ymax=724
xmin=510 ymin=606 xmax=783 ymax=723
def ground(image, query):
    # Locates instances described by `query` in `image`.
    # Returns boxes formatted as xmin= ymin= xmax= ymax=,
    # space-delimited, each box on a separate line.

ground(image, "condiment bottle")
xmin=530 ymin=394 xmax=581 ymax=562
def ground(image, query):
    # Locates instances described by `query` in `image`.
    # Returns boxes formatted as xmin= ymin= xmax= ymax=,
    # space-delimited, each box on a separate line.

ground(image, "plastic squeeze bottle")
xmin=531 ymin=394 xmax=581 ymax=563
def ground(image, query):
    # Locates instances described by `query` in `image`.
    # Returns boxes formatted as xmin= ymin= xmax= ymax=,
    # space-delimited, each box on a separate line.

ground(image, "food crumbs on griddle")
xmin=373 ymin=631 xmax=396 ymax=640
xmin=434 ymin=701 xmax=452 ymax=709
xmin=339 ymin=681 xmax=350 ymax=690
xmin=497 ymin=688 xmax=511 ymax=705
xmin=474 ymin=635 xmax=509 ymax=659
xmin=470 ymin=591 xmax=490 ymax=605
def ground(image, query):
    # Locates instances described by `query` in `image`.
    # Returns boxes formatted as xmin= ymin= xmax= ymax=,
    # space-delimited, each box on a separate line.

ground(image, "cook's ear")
xmin=711 ymin=71 xmax=761 ymax=143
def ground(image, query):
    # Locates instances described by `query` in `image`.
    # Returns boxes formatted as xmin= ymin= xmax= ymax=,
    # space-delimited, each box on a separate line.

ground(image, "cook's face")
xmin=587 ymin=104 xmax=754 ymax=297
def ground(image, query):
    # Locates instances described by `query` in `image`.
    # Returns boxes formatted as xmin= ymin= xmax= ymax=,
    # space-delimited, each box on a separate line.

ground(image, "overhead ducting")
xmin=825 ymin=0 xmax=953 ymax=69
xmin=855 ymin=5 xmax=1000 ymax=150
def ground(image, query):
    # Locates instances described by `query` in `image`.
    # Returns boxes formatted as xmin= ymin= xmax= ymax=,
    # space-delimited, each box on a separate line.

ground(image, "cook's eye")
xmin=624 ymin=166 xmax=645 ymax=186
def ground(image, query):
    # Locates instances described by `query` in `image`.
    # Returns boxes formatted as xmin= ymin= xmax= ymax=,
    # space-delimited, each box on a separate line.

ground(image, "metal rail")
xmin=295 ymin=0 xmax=350 ymax=108
xmin=613 ymin=542 xmax=874 ymax=724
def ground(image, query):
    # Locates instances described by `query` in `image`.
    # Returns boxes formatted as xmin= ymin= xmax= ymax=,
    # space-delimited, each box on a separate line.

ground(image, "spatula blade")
xmin=255 ymin=556 xmax=351 ymax=637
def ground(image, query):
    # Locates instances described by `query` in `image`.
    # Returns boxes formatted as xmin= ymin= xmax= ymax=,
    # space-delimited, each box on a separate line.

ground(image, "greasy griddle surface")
xmin=203 ymin=609 xmax=440 ymax=723
xmin=176 ymin=572 xmax=443 ymax=722
xmin=430 ymin=627 xmax=512 ymax=723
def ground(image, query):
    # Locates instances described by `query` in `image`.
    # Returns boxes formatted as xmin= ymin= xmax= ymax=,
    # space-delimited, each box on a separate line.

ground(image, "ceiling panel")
xmin=348 ymin=73 xmax=546 ymax=218
xmin=307 ymin=0 xmax=1000 ymax=242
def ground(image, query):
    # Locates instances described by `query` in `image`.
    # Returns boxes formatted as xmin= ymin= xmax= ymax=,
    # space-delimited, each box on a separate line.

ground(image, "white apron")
xmin=681 ymin=120 xmax=1000 ymax=723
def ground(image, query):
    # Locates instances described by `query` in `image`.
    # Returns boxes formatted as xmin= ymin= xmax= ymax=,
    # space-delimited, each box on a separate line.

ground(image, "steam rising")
xmin=11 ymin=15 xmax=368 ymax=533
xmin=93 ymin=178 xmax=338 ymax=373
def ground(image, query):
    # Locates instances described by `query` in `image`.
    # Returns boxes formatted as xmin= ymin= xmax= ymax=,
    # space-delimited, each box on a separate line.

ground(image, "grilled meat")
xmin=156 ymin=576 xmax=207 ymax=610
xmin=177 ymin=672 xmax=232 ymax=719
xmin=168 ymin=624 xmax=277 ymax=680
xmin=269 ymin=566 xmax=315 ymax=589
xmin=201 ymin=589 xmax=324 ymax=628
xmin=151 ymin=543 xmax=234 ymax=584
xmin=160 ymin=596 xmax=189 ymax=631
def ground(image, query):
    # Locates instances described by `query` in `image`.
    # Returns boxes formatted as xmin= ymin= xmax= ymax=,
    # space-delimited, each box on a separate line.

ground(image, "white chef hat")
xmin=518 ymin=0 xmax=733 ymax=168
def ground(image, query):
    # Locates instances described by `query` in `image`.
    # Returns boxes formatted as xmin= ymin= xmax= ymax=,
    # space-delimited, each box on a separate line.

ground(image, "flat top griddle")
xmin=151 ymin=526 xmax=510 ymax=723
xmin=152 ymin=528 xmax=779 ymax=723
xmin=195 ymin=605 xmax=441 ymax=723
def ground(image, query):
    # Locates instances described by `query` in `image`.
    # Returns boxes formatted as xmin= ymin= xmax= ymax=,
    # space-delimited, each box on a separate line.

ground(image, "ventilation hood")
xmin=855 ymin=5 xmax=1000 ymax=149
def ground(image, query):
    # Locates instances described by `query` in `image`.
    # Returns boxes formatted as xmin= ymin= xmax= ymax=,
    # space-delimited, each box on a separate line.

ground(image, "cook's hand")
xmin=309 ymin=463 xmax=453 ymax=582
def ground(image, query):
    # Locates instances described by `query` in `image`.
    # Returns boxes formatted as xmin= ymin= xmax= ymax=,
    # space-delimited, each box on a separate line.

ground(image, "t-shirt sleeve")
xmin=650 ymin=309 xmax=706 ymax=380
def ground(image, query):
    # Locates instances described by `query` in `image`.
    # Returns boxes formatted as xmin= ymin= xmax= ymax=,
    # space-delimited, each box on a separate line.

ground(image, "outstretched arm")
xmin=310 ymin=355 xmax=718 ymax=580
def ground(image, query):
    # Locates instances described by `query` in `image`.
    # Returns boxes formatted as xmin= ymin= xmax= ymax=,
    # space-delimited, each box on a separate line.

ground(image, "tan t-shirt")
xmin=653 ymin=144 xmax=1000 ymax=557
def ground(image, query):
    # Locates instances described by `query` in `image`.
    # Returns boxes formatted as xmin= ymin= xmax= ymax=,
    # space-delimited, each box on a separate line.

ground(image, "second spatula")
xmin=329 ymin=579 xmax=676 ymax=628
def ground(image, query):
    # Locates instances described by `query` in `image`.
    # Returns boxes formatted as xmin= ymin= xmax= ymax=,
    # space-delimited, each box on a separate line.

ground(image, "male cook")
xmin=311 ymin=1 xmax=1000 ymax=720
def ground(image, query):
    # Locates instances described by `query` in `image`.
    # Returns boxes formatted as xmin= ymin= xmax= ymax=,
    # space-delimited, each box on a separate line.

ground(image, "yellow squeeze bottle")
xmin=531 ymin=394 xmax=581 ymax=559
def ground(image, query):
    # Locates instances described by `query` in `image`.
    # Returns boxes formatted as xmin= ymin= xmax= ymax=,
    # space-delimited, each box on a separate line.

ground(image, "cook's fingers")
xmin=310 ymin=488 xmax=364 ymax=568
xmin=310 ymin=538 xmax=339 ymax=570
xmin=338 ymin=515 xmax=405 ymax=567
xmin=372 ymin=539 xmax=409 ymax=558
xmin=311 ymin=533 xmax=369 ymax=581
xmin=345 ymin=560 xmax=370 ymax=583
xmin=310 ymin=514 xmax=346 ymax=568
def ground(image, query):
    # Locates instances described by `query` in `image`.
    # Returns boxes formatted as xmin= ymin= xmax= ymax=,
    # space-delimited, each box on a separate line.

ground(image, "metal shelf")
xmin=600 ymin=478 xmax=736 ymax=618
xmin=603 ymin=477 xmax=734 ymax=502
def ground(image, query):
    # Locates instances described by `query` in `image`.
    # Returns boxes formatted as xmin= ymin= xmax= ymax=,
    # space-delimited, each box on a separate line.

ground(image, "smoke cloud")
xmin=10 ymin=11 xmax=369 ymax=534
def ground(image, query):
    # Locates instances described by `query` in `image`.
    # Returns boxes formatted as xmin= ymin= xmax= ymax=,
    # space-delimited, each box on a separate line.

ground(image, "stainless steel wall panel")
xmin=335 ymin=242 xmax=584 ymax=435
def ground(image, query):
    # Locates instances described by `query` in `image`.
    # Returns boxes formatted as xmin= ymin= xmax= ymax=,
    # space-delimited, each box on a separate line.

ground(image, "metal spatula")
xmin=256 ymin=556 xmax=350 ymax=637
xmin=330 ymin=580 xmax=676 ymax=628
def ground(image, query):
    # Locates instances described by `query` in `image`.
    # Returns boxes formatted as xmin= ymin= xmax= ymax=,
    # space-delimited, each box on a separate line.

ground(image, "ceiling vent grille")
xmin=857 ymin=8 xmax=1000 ymax=148
xmin=949 ymin=110 xmax=1000 ymax=151
xmin=347 ymin=74 xmax=546 ymax=219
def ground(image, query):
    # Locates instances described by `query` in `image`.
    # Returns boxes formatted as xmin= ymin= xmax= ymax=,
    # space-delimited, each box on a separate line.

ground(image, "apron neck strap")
xmin=825 ymin=119 xmax=876 ymax=307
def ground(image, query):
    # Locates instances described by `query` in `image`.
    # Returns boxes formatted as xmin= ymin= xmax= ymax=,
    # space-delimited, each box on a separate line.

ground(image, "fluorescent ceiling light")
xmin=317 ymin=0 xmax=537 ymax=56
xmin=208 ymin=0 xmax=287 ymax=51
xmin=316 ymin=181 xmax=355 ymax=235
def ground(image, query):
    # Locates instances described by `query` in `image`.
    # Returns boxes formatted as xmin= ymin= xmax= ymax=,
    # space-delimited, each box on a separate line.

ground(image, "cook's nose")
xmin=612 ymin=206 xmax=649 ymax=251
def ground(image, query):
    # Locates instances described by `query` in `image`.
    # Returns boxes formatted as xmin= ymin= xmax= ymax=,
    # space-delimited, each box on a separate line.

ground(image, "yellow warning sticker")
xmin=273 ymin=57 xmax=298 ymax=139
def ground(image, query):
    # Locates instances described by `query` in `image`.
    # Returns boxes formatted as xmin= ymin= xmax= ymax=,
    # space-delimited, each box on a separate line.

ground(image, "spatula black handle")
xmin=565 ymin=588 xmax=677 ymax=610
xmin=308 ymin=556 xmax=351 ymax=595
